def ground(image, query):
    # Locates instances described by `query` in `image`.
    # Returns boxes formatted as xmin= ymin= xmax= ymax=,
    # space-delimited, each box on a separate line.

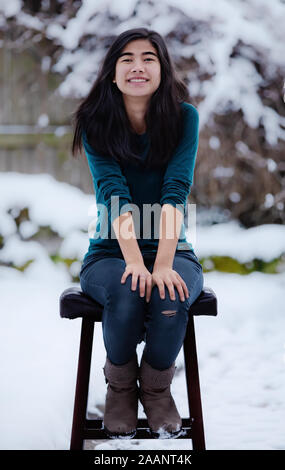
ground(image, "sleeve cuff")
xmin=110 ymin=196 xmax=134 ymax=224
xmin=160 ymin=200 xmax=186 ymax=215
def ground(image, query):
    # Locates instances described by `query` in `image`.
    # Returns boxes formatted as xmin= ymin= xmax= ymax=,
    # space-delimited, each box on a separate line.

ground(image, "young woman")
xmin=72 ymin=27 xmax=204 ymax=440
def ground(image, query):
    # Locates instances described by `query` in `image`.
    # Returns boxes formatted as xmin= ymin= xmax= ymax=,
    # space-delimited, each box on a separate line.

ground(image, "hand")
xmin=150 ymin=265 xmax=189 ymax=303
xmin=121 ymin=262 xmax=152 ymax=300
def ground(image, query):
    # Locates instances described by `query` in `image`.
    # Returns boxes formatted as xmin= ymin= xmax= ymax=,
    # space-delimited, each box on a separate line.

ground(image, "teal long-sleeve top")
xmin=82 ymin=101 xmax=199 ymax=264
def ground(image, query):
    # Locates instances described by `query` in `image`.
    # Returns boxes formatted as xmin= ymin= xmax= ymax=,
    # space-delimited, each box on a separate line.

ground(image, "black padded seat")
xmin=60 ymin=286 xmax=217 ymax=320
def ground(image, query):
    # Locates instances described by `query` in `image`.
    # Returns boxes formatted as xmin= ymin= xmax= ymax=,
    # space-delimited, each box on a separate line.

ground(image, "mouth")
xmin=127 ymin=79 xmax=149 ymax=83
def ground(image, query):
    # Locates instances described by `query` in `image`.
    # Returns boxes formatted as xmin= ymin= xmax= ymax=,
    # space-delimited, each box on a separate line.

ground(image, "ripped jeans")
xmin=79 ymin=250 xmax=204 ymax=370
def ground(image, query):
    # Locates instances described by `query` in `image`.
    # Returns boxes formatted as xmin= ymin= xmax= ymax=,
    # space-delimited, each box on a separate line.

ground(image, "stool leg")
xmin=70 ymin=318 xmax=94 ymax=450
xmin=183 ymin=315 xmax=206 ymax=450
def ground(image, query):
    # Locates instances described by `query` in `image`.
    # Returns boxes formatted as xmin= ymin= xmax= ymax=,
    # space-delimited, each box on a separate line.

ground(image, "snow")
xmin=0 ymin=172 xmax=93 ymax=239
xmin=37 ymin=114 xmax=49 ymax=128
xmin=209 ymin=136 xmax=221 ymax=150
xmin=0 ymin=0 xmax=22 ymax=18
xmin=212 ymin=166 xmax=235 ymax=178
xmin=149 ymin=424 xmax=187 ymax=440
xmin=16 ymin=10 xmax=44 ymax=31
xmin=0 ymin=172 xmax=285 ymax=450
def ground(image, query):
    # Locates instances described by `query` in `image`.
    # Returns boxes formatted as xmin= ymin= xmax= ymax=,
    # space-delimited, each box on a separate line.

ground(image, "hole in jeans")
xmin=161 ymin=310 xmax=177 ymax=317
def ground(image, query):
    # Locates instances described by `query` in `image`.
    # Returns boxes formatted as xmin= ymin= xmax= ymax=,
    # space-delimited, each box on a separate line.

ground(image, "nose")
xmin=130 ymin=60 xmax=145 ymax=73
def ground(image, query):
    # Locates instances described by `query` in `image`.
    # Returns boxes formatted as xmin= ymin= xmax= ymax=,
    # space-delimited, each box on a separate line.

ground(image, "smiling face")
xmin=113 ymin=39 xmax=161 ymax=99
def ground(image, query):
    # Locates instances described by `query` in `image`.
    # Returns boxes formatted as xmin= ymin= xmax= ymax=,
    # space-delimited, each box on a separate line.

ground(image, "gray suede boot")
xmin=138 ymin=355 xmax=183 ymax=438
xmin=103 ymin=353 xmax=139 ymax=439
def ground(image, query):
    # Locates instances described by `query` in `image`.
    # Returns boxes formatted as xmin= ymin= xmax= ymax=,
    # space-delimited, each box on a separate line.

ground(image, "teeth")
xmin=129 ymin=79 xmax=147 ymax=82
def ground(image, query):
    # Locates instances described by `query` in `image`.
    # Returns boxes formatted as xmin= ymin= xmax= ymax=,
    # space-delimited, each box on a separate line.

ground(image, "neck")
xmin=123 ymin=94 xmax=150 ymax=134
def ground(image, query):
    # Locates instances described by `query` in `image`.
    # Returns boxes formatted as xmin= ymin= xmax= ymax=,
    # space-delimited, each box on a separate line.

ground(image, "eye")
xmin=122 ymin=58 xmax=154 ymax=62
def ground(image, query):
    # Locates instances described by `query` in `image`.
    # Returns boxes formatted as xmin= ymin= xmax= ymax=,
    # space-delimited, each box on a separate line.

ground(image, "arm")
xmin=83 ymin=131 xmax=142 ymax=263
xmin=155 ymin=104 xmax=199 ymax=269
xmin=82 ymin=131 xmax=135 ymax=226
xmin=112 ymin=211 xmax=144 ymax=265
xmin=114 ymin=211 xmax=152 ymax=299
xmin=152 ymin=203 xmax=189 ymax=302
xmin=153 ymin=203 xmax=183 ymax=269
xmin=83 ymin=133 xmax=150 ymax=294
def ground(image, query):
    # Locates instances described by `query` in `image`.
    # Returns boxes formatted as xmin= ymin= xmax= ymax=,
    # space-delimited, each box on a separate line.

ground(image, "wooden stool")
xmin=59 ymin=286 xmax=218 ymax=450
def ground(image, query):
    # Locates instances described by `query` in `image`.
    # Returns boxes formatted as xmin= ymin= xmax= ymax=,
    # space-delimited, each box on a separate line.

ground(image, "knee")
xmin=150 ymin=288 xmax=189 ymax=320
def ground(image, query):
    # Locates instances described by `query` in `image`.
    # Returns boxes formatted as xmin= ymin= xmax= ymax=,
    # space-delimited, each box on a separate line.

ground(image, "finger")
xmin=181 ymin=279 xmax=190 ymax=298
xmin=146 ymin=276 xmax=152 ymax=302
xmin=166 ymin=281 xmax=176 ymax=301
xmin=131 ymin=273 xmax=138 ymax=291
xmin=157 ymin=280 xmax=165 ymax=300
xmin=175 ymin=282 xmax=186 ymax=302
xmin=121 ymin=269 xmax=129 ymax=283
xmin=139 ymin=275 xmax=146 ymax=297
xmin=175 ymin=274 xmax=189 ymax=298
xmin=172 ymin=278 xmax=186 ymax=302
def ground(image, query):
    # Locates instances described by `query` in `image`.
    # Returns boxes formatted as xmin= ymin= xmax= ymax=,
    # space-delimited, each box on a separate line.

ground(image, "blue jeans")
xmin=79 ymin=251 xmax=204 ymax=370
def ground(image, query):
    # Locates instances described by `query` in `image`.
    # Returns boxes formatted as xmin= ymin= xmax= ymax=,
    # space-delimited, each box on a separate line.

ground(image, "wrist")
xmin=125 ymin=255 xmax=144 ymax=265
xmin=153 ymin=261 xmax=172 ymax=270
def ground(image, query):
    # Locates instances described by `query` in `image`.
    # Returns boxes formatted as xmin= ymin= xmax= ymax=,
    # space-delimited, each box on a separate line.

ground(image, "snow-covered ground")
xmin=0 ymin=172 xmax=285 ymax=450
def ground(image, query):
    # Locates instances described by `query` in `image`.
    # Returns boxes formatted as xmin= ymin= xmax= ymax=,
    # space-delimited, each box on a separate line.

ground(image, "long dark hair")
xmin=71 ymin=27 xmax=191 ymax=170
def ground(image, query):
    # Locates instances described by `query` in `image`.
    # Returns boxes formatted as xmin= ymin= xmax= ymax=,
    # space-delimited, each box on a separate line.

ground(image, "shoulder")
xmin=180 ymin=102 xmax=199 ymax=123
xmin=179 ymin=102 xmax=199 ymax=142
